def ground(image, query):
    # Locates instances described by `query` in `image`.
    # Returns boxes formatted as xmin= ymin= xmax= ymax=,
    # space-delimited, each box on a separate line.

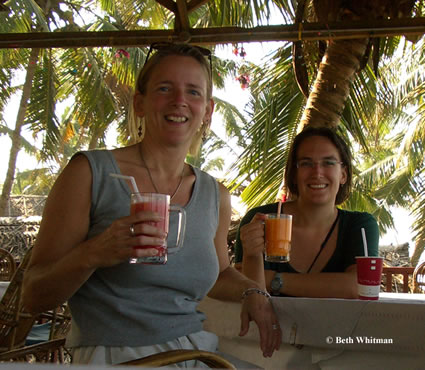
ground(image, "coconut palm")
xmin=0 ymin=0 xmax=172 ymax=212
xmin=38 ymin=1 xmax=246 ymax=162
xmin=0 ymin=0 xmax=69 ymax=215
xmin=12 ymin=107 xmax=102 ymax=195
xmin=226 ymin=1 xmax=425 ymax=244
xmin=1 ymin=0 xmax=250 ymax=201
xmin=0 ymin=0 xmax=148 ymax=214
xmin=3 ymin=0 xmax=424 ymax=254
xmin=361 ymin=39 xmax=425 ymax=264
xmin=0 ymin=47 xmax=42 ymax=216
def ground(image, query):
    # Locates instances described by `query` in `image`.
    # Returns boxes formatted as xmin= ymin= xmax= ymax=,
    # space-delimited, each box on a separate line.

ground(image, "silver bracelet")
xmin=241 ymin=288 xmax=271 ymax=300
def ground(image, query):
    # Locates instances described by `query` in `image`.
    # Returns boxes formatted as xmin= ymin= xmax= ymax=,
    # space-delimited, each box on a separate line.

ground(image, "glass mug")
xmin=129 ymin=192 xmax=186 ymax=264
xmin=265 ymin=214 xmax=292 ymax=263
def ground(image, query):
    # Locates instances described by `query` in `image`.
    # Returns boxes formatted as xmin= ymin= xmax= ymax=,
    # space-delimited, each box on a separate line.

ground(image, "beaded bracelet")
xmin=241 ymin=287 xmax=271 ymax=300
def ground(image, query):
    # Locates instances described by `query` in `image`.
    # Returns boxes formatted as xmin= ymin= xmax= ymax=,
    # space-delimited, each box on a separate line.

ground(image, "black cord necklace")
xmin=306 ymin=210 xmax=340 ymax=273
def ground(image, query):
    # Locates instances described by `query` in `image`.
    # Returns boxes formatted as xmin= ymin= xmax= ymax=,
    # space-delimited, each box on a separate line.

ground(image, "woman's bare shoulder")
xmin=110 ymin=145 xmax=140 ymax=170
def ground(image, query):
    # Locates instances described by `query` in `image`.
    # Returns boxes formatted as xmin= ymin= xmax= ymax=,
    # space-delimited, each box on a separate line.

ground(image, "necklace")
xmin=306 ymin=210 xmax=340 ymax=273
xmin=139 ymin=147 xmax=185 ymax=201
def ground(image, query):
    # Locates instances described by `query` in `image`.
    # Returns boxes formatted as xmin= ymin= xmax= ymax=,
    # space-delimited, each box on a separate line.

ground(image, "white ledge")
xmin=198 ymin=295 xmax=425 ymax=369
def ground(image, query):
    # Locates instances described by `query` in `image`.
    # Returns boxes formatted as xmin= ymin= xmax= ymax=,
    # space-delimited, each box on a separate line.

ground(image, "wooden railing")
xmin=382 ymin=267 xmax=415 ymax=293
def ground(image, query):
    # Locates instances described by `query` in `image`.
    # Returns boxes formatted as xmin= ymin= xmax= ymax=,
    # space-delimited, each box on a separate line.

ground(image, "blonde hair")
xmin=128 ymin=43 xmax=213 ymax=154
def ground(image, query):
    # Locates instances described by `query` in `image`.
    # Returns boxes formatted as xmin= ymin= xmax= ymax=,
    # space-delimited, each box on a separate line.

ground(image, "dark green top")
xmin=234 ymin=203 xmax=379 ymax=273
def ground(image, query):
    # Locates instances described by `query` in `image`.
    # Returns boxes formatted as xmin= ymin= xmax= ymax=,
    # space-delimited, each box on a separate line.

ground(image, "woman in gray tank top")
xmin=22 ymin=43 xmax=281 ymax=366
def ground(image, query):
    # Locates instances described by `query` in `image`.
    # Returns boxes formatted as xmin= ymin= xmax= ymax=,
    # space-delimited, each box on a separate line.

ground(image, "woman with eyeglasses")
xmin=234 ymin=126 xmax=379 ymax=299
xmin=22 ymin=43 xmax=280 ymax=366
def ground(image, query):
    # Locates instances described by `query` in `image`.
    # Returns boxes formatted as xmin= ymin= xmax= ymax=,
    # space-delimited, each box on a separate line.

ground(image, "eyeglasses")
xmin=296 ymin=159 xmax=344 ymax=169
xmin=143 ymin=42 xmax=213 ymax=77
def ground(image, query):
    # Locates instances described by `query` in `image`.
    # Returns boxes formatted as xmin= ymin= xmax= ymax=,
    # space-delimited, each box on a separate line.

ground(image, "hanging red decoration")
xmin=236 ymin=73 xmax=250 ymax=89
xmin=115 ymin=49 xmax=130 ymax=59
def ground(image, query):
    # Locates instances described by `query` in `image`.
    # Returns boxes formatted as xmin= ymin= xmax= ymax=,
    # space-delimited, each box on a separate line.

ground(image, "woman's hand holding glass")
xmin=87 ymin=210 xmax=166 ymax=268
xmin=240 ymin=213 xmax=267 ymax=258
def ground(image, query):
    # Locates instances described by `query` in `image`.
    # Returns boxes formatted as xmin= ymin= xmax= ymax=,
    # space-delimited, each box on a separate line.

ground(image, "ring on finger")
xmin=272 ymin=324 xmax=279 ymax=330
xmin=130 ymin=224 xmax=135 ymax=236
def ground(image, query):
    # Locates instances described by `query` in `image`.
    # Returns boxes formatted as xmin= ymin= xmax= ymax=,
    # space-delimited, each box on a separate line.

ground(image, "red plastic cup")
xmin=356 ymin=256 xmax=383 ymax=300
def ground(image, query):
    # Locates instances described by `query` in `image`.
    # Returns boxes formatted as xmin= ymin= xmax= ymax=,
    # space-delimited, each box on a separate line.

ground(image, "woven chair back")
xmin=0 ymin=248 xmax=36 ymax=351
xmin=0 ymin=248 xmax=16 ymax=282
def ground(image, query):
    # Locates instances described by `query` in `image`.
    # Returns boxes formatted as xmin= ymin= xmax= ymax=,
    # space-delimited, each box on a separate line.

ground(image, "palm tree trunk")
xmin=299 ymin=38 xmax=369 ymax=129
xmin=411 ymin=239 xmax=425 ymax=267
xmin=0 ymin=48 xmax=40 ymax=216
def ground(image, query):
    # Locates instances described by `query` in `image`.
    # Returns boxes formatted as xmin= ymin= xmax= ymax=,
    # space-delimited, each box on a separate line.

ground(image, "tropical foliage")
xmin=1 ymin=0 xmax=425 ymax=263
xmin=0 ymin=0 xmax=244 ymax=210
xmin=225 ymin=1 xmax=425 ymax=263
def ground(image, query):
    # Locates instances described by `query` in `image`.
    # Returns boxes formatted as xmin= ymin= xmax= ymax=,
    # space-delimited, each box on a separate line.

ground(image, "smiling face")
xmin=295 ymin=136 xmax=347 ymax=205
xmin=133 ymin=55 xmax=214 ymax=150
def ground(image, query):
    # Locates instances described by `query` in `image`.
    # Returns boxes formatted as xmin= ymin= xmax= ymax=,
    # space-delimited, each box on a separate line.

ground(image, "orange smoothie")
xmin=265 ymin=214 xmax=292 ymax=262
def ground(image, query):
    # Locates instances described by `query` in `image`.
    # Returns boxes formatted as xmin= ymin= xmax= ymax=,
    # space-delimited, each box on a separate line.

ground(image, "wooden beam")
xmin=155 ymin=0 xmax=209 ymax=16
xmin=176 ymin=0 xmax=190 ymax=32
xmin=155 ymin=0 xmax=177 ymax=13
xmin=2 ymin=18 xmax=425 ymax=49
xmin=0 ymin=0 xmax=10 ymax=11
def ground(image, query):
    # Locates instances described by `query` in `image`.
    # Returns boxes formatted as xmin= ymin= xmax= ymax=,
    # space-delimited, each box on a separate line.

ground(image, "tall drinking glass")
xmin=265 ymin=214 xmax=292 ymax=263
xmin=130 ymin=192 xmax=186 ymax=264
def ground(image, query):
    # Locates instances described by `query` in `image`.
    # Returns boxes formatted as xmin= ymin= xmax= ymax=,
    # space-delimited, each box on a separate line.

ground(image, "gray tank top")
xmin=66 ymin=150 xmax=220 ymax=347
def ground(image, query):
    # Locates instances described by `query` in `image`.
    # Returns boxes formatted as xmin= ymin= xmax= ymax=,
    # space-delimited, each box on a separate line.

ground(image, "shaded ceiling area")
xmin=1 ymin=0 xmax=425 ymax=49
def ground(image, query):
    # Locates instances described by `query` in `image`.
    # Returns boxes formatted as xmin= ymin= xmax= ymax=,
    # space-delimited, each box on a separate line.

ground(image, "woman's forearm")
xmin=242 ymin=254 xmax=267 ymax=290
xmin=208 ymin=266 xmax=263 ymax=302
xmin=265 ymin=268 xmax=358 ymax=299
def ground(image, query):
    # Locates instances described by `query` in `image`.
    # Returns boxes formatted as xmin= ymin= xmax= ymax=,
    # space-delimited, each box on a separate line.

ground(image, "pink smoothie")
xmin=131 ymin=200 xmax=169 ymax=257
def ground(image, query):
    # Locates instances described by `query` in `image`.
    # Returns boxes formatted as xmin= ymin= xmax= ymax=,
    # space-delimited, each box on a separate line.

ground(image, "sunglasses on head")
xmin=143 ymin=42 xmax=213 ymax=77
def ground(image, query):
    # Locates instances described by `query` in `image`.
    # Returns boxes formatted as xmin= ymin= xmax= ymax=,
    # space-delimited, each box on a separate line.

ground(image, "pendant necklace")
xmin=139 ymin=147 xmax=185 ymax=201
xmin=306 ymin=209 xmax=340 ymax=273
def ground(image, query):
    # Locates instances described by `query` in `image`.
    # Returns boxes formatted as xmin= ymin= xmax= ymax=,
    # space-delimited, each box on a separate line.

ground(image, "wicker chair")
xmin=413 ymin=260 xmax=425 ymax=293
xmin=0 ymin=248 xmax=71 ymax=363
xmin=0 ymin=247 xmax=35 ymax=353
xmin=119 ymin=349 xmax=236 ymax=369
xmin=0 ymin=337 xmax=67 ymax=362
xmin=0 ymin=307 xmax=71 ymax=363
xmin=0 ymin=248 xmax=16 ymax=282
